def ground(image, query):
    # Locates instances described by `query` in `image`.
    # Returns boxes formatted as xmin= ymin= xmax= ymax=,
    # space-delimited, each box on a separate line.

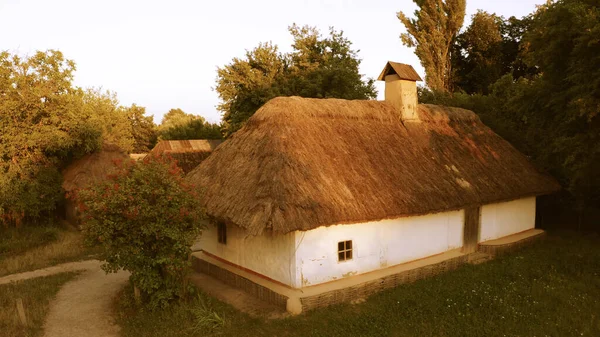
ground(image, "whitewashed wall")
xmin=195 ymin=224 xmax=297 ymax=287
xmin=480 ymin=197 xmax=536 ymax=242
xmin=293 ymin=210 xmax=464 ymax=287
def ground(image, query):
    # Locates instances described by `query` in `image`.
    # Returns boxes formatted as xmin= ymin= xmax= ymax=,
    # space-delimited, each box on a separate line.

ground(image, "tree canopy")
xmin=216 ymin=24 xmax=377 ymax=135
xmin=0 ymin=50 xmax=158 ymax=225
xmin=125 ymin=104 xmax=157 ymax=153
xmin=398 ymin=0 xmax=466 ymax=92
xmin=452 ymin=12 xmax=537 ymax=94
xmin=158 ymin=108 xmax=222 ymax=140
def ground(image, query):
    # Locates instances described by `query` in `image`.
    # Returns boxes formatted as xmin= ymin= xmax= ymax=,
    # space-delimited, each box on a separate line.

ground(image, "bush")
xmin=74 ymin=156 xmax=205 ymax=309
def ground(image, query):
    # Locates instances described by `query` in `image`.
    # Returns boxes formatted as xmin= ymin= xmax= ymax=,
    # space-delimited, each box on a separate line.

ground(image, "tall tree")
xmin=216 ymin=25 xmax=376 ymax=136
xmin=216 ymin=42 xmax=287 ymax=135
xmin=398 ymin=0 xmax=466 ymax=92
xmin=452 ymin=12 xmax=538 ymax=94
xmin=0 ymin=50 xmax=100 ymax=225
xmin=452 ymin=11 xmax=504 ymax=94
xmin=522 ymin=0 xmax=600 ymax=214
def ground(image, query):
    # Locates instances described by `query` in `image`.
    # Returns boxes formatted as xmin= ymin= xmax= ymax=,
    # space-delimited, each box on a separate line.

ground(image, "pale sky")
xmin=0 ymin=0 xmax=543 ymax=124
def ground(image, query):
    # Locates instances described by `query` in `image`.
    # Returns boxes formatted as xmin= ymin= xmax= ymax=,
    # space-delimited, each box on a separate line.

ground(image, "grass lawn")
xmin=0 ymin=223 xmax=100 ymax=277
xmin=117 ymin=231 xmax=600 ymax=337
xmin=0 ymin=272 xmax=79 ymax=337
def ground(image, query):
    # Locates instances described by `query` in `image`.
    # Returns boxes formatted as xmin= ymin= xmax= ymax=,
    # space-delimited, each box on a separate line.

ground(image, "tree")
xmin=0 ymin=50 xmax=101 ymax=226
xmin=158 ymin=108 xmax=222 ymax=140
xmin=80 ymin=88 xmax=135 ymax=152
xmin=419 ymin=0 xmax=600 ymax=230
xmin=398 ymin=0 xmax=466 ymax=92
xmin=452 ymin=12 xmax=538 ymax=94
xmin=452 ymin=11 xmax=504 ymax=94
xmin=125 ymin=104 xmax=157 ymax=153
xmin=522 ymin=0 xmax=600 ymax=218
xmin=74 ymin=156 xmax=205 ymax=309
xmin=216 ymin=25 xmax=376 ymax=135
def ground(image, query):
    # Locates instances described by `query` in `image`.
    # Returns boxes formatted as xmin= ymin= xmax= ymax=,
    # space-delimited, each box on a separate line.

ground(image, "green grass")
xmin=0 ymin=223 xmax=100 ymax=277
xmin=0 ymin=225 xmax=61 ymax=257
xmin=117 ymin=232 xmax=600 ymax=337
xmin=0 ymin=272 xmax=79 ymax=337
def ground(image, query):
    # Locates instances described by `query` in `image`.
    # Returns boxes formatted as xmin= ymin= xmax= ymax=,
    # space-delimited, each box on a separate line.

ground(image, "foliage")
xmin=158 ymin=108 xmax=222 ymax=141
xmin=117 ymin=232 xmax=600 ymax=337
xmin=216 ymin=24 xmax=377 ymax=136
xmin=522 ymin=0 xmax=600 ymax=214
xmin=0 ymin=272 xmax=79 ymax=337
xmin=418 ymin=0 xmax=600 ymax=229
xmin=79 ymin=88 xmax=135 ymax=153
xmin=125 ymin=104 xmax=158 ymax=153
xmin=74 ymin=156 xmax=205 ymax=309
xmin=398 ymin=0 xmax=466 ymax=92
xmin=452 ymin=12 xmax=537 ymax=94
xmin=0 ymin=50 xmax=159 ymax=226
xmin=0 ymin=50 xmax=101 ymax=226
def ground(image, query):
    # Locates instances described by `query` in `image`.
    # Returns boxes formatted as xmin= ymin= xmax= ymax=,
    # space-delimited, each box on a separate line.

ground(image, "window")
xmin=217 ymin=222 xmax=227 ymax=244
xmin=338 ymin=240 xmax=353 ymax=262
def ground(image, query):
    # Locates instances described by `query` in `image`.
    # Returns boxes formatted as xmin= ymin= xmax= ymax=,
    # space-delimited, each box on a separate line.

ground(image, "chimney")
xmin=377 ymin=61 xmax=423 ymax=122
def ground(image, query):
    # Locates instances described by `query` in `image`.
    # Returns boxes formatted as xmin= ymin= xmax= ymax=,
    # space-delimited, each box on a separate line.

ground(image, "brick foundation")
xmin=299 ymin=254 xmax=468 ymax=311
xmin=191 ymin=255 xmax=289 ymax=310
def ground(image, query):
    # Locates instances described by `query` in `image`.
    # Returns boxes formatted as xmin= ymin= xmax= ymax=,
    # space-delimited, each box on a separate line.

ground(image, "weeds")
xmin=190 ymin=294 xmax=226 ymax=333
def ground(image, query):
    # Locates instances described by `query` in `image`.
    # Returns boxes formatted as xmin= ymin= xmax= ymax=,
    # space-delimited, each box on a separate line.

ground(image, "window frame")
xmin=337 ymin=240 xmax=353 ymax=262
xmin=217 ymin=222 xmax=227 ymax=245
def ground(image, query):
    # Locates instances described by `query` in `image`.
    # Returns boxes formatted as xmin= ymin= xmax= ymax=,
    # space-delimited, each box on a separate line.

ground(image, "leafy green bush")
xmin=74 ymin=155 xmax=205 ymax=309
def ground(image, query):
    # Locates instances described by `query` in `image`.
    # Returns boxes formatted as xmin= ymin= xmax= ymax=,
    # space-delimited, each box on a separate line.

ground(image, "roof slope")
xmin=377 ymin=61 xmax=423 ymax=81
xmin=149 ymin=139 xmax=223 ymax=173
xmin=187 ymin=97 xmax=560 ymax=235
xmin=150 ymin=139 xmax=223 ymax=154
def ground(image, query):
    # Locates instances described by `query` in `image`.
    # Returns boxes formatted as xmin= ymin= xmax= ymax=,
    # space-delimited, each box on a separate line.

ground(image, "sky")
xmin=0 ymin=0 xmax=544 ymax=124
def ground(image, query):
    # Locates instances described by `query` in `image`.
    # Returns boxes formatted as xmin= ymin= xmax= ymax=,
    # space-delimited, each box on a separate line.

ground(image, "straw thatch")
xmin=187 ymin=97 xmax=560 ymax=235
xmin=148 ymin=139 xmax=223 ymax=173
xmin=62 ymin=143 xmax=128 ymax=223
xmin=62 ymin=143 xmax=128 ymax=192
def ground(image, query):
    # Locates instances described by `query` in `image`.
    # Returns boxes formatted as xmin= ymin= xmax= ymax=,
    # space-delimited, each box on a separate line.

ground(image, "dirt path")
xmin=0 ymin=260 xmax=101 ymax=285
xmin=0 ymin=260 xmax=130 ymax=337
xmin=42 ymin=266 xmax=130 ymax=337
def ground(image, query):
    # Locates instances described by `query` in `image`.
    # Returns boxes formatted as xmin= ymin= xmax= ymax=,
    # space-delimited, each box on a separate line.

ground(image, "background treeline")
xmin=403 ymin=0 xmax=599 ymax=230
xmin=0 ymin=50 xmax=221 ymax=227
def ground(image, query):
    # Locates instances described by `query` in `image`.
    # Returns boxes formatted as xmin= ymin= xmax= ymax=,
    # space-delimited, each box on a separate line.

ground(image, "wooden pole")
xmin=16 ymin=298 xmax=27 ymax=326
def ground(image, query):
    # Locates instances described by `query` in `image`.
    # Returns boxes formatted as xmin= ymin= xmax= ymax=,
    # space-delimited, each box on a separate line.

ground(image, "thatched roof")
xmin=187 ymin=97 xmax=560 ymax=235
xmin=149 ymin=139 xmax=223 ymax=173
xmin=62 ymin=143 xmax=128 ymax=192
xmin=150 ymin=140 xmax=223 ymax=155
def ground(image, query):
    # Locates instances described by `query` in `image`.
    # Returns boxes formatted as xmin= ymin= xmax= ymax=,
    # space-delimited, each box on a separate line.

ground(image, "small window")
xmin=337 ymin=240 xmax=353 ymax=262
xmin=217 ymin=222 xmax=227 ymax=244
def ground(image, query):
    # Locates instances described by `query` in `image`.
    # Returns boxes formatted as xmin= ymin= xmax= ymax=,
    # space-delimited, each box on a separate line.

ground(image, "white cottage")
xmin=187 ymin=62 xmax=560 ymax=314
